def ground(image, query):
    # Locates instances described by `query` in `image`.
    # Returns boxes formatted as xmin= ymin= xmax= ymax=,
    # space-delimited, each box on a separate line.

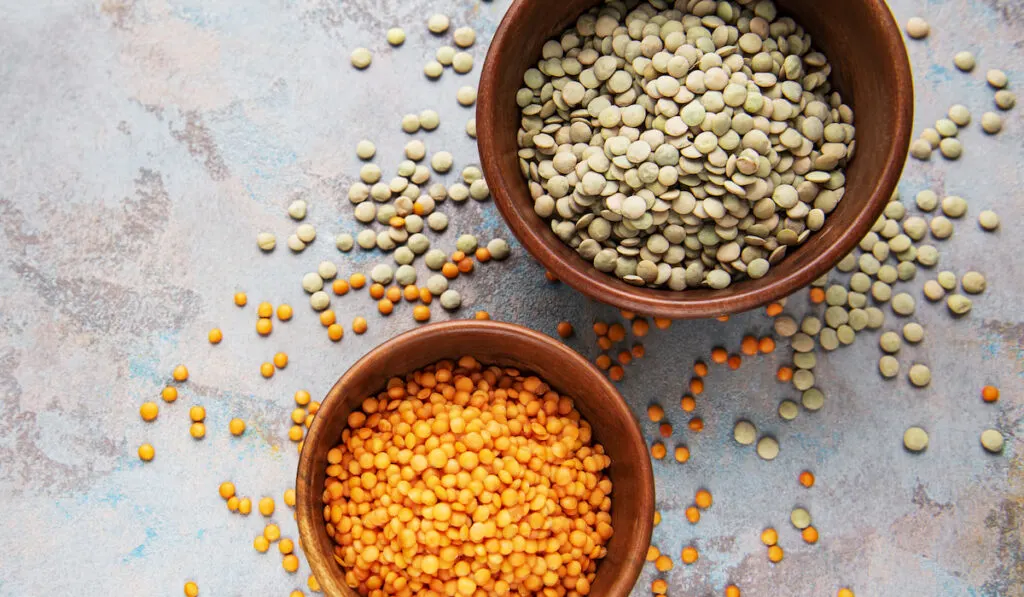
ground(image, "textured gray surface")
xmin=0 ymin=0 xmax=1022 ymax=595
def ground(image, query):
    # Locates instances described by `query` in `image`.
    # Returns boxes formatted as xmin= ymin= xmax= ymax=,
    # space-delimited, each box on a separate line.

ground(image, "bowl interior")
xmin=297 ymin=321 xmax=654 ymax=597
xmin=478 ymin=0 xmax=912 ymax=318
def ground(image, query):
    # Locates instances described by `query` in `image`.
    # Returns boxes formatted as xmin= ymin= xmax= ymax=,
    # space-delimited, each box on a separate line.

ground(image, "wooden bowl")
xmin=477 ymin=0 xmax=913 ymax=319
xmin=296 ymin=320 xmax=655 ymax=597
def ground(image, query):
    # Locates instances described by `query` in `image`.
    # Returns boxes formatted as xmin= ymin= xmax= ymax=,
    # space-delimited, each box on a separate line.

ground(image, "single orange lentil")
xmin=766 ymin=302 xmax=783 ymax=317
xmin=450 ymin=250 xmax=466 ymax=262
xmin=161 ymin=386 xmax=178 ymax=403
xmin=352 ymin=317 xmax=367 ymax=334
xmin=631 ymin=344 xmax=645 ymax=358
xmin=767 ymin=545 xmax=784 ymax=563
xmin=674 ymin=445 xmax=690 ymax=463
xmin=647 ymin=404 xmax=664 ymax=422
xmin=654 ymin=554 xmax=673 ymax=572
xmin=609 ymin=365 xmax=624 ymax=381
xmin=256 ymin=318 xmax=273 ymax=336
xmin=349 ymin=273 xmax=366 ymax=289
xmin=740 ymin=335 xmax=758 ymax=355
xmin=377 ymin=299 xmax=394 ymax=315
xmin=441 ymin=262 xmax=459 ymax=279
xmin=802 ymin=526 xmax=819 ymax=544
xmin=685 ymin=506 xmax=700 ymax=524
xmin=276 ymin=304 xmax=293 ymax=321
xmin=727 ymin=354 xmax=742 ymax=370
xmin=809 ymin=287 xmax=825 ymax=303
xmin=777 ymin=366 xmax=794 ymax=382
xmin=680 ymin=395 xmax=696 ymax=412
xmin=982 ymin=385 xmax=1000 ymax=402
xmin=208 ymin=328 xmax=223 ymax=344
xmin=632 ymin=318 xmax=650 ymax=337
xmin=608 ymin=323 xmax=626 ymax=342
xmin=413 ymin=305 xmax=431 ymax=322
xmin=695 ymin=489 xmax=712 ymax=509
xmin=234 ymin=292 xmax=248 ymax=307
xmin=257 ymin=302 xmax=273 ymax=318
xmin=620 ymin=310 xmax=635 ymax=320
xmin=332 ymin=279 xmax=350 ymax=295
xmin=368 ymin=284 xmax=385 ymax=300
xmin=710 ymin=347 xmax=728 ymax=364
xmin=595 ymin=355 xmax=612 ymax=370
xmin=799 ymin=471 xmax=816 ymax=488
xmin=646 ymin=546 xmax=660 ymax=562
xmin=689 ymin=378 xmax=704 ymax=394
xmin=617 ymin=351 xmax=632 ymax=365
xmin=545 ymin=270 xmax=559 ymax=282
xmin=386 ymin=286 xmax=401 ymax=302
xmin=260 ymin=362 xmax=274 ymax=378
xmin=694 ymin=361 xmax=709 ymax=376
xmin=389 ymin=216 xmax=405 ymax=228
xmin=327 ymin=324 xmax=344 ymax=341
xmin=557 ymin=322 xmax=574 ymax=338
xmin=650 ymin=442 xmax=666 ymax=459
xmin=759 ymin=337 xmax=776 ymax=353
xmin=418 ymin=287 xmax=433 ymax=304
xmin=273 ymin=352 xmax=288 ymax=368
xmin=597 ymin=336 xmax=613 ymax=350
xmin=474 ymin=247 xmax=491 ymax=262
xmin=457 ymin=259 xmax=474 ymax=274
xmin=172 ymin=365 xmax=189 ymax=381
xmin=688 ymin=417 xmax=705 ymax=432
xmin=681 ymin=546 xmax=699 ymax=564
xmin=838 ymin=589 xmax=855 ymax=597
xmin=760 ymin=528 xmax=778 ymax=546
xmin=659 ymin=423 xmax=672 ymax=438
xmin=726 ymin=585 xmax=741 ymax=597
xmin=652 ymin=579 xmax=668 ymax=595
xmin=654 ymin=317 xmax=672 ymax=329
xmin=474 ymin=311 xmax=490 ymax=320
xmin=716 ymin=315 xmax=729 ymax=322
xmin=402 ymin=285 xmax=419 ymax=302
xmin=319 ymin=310 xmax=336 ymax=327
xmin=654 ymin=511 xmax=661 ymax=525
xmin=593 ymin=322 xmax=609 ymax=336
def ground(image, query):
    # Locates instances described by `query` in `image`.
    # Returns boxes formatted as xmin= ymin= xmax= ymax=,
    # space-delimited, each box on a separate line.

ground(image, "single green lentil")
xmin=395 ymin=265 xmax=417 ymax=286
xmin=987 ymin=69 xmax=1008 ymax=89
xmin=401 ymin=114 xmax=421 ymax=133
xmin=457 ymin=86 xmax=477 ymax=106
xmin=419 ymin=109 xmax=440 ymax=131
xmin=301 ymin=272 xmax=324 ymax=293
xmin=356 ymin=229 xmax=376 ymax=249
xmin=318 ymin=261 xmax=338 ymax=280
xmin=790 ymin=508 xmax=812 ymax=530
xmin=456 ymin=234 xmax=478 ymax=253
xmin=426 ymin=274 xmax=448 ymax=295
xmin=793 ymin=352 xmax=817 ymax=370
xmin=447 ymin=183 xmax=469 ymax=202
xmin=892 ymin=293 xmax=916 ymax=316
xmin=296 ymin=224 xmax=316 ymax=243
xmin=439 ymin=289 xmax=462 ymax=310
xmin=287 ymin=234 xmax=305 ymax=252
xmin=953 ymin=51 xmax=976 ymax=72
xmin=487 ymin=239 xmax=511 ymax=260
xmin=903 ymin=427 xmax=929 ymax=452
xmin=879 ymin=331 xmax=901 ymax=353
xmin=906 ymin=17 xmax=930 ymax=39
xmin=941 ymin=196 xmax=967 ymax=218
xmin=394 ymin=247 xmax=415 ymax=266
xmin=903 ymin=322 xmax=924 ymax=343
xmin=872 ymin=281 xmax=893 ymax=303
xmin=733 ymin=420 xmax=757 ymax=445
xmin=427 ymin=212 xmax=448 ymax=231
xmin=981 ymin=112 xmax=1003 ymax=134
xmin=466 ymin=118 xmax=477 ymax=138
xmin=923 ymin=280 xmax=946 ymax=302
xmin=937 ymin=271 xmax=957 ymax=290
xmin=801 ymin=316 xmax=822 ymax=336
xmin=793 ymin=369 xmax=815 ymax=391
xmin=978 ymin=210 xmax=1000 ymax=230
xmin=819 ymin=328 xmax=840 ymax=351
xmin=431 ymin=151 xmax=454 ymax=173
xmin=909 ymin=364 xmax=932 ymax=387
xmin=879 ymin=355 xmax=900 ymax=378
xmin=452 ymin=52 xmax=473 ymax=74
xmin=436 ymin=46 xmax=455 ymax=66
xmin=370 ymin=264 xmax=394 ymax=284
xmin=948 ymin=294 xmax=974 ymax=315
xmin=453 ymin=27 xmax=476 ymax=48
xmin=897 ymin=261 xmax=918 ymax=281
xmin=801 ymin=388 xmax=824 ymax=411
xmin=288 ymin=199 xmax=307 ymax=220
xmin=866 ymin=307 xmax=886 ymax=329
xmin=756 ymin=436 xmax=780 ymax=461
xmin=961 ymin=271 xmax=987 ymax=294
xmin=335 ymin=233 xmax=354 ymax=252
xmin=310 ymin=290 xmax=330 ymax=311
xmin=948 ymin=104 xmax=971 ymax=126
xmin=909 ymin=139 xmax=932 ymax=160
xmin=355 ymin=140 xmax=376 ymax=160
xmin=427 ymin=13 xmax=450 ymax=34
xmin=350 ymin=48 xmax=372 ymax=69
xmin=424 ymin=60 xmax=444 ymax=79
xmin=257 ymin=232 xmax=276 ymax=251
xmin=995 ymin=90 xmax=1017 ymax=110
xmin=935 ymin=119 xmax=959 ymax=137
xmin=469 ymin=179 xmax=489 ymax=201
xmin=939 ymin=138 xmax=963 ymax=160
xmin=917 ymin=245 xmax=939 ymax=267
xmin=778 ymin=400 xmax=800 ymax=421
xmin=407 ymin=233 xmax=430 ymax=254
xmin=980 ymin=429 xmax=1005 ymax=453
xmin=930 ymin=216 xmax=954 ymax=239
xmin=916 ymin=190 xmax=938 ymax=212
xmin=386 ymin=27 xmax=406 ymax=46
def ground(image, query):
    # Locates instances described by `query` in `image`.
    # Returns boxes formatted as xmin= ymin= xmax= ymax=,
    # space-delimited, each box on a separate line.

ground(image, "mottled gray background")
xmin=0 ymin=0 xmax=1021 ymax=595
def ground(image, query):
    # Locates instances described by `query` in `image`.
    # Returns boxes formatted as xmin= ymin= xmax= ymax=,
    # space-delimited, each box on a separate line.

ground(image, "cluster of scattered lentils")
xmin=518 ymin=0 xmax=856 ymax=290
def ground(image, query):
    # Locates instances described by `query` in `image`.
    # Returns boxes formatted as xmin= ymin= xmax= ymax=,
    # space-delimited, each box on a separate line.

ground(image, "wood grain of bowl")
xmin=477 ymin=0 xmax=913 ymax=319
xmin=296 ymin=320 xmax=655 ymax=597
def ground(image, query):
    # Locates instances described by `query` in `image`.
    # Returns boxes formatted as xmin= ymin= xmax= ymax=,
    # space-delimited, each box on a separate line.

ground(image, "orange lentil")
xmin=759 ymin=337 xmax=776 ymax=353
xmin=802 ymin=526 xmax=819 ymax=544
xmin=273 ymin=352 xmax=288 ymax=368
xmin=276 ymin=304 xmax=293 ymax=321
xmin=646 ymin=546 xmax=660 ymax=562
xmin=689 ymin=378 xmax=704 ymax=395
xmin=659 ymin=423 xmax=673 ymax=438
xmin=654 ymin=554 xmax=673 ymax=572
xmin=545 ymin=270 xmax=559 ymax=282
xmin=632 ymin=318 xmax=649 ymax=337
xmin=441 ymin=263 xmax=459 ymax=279
xmin=767 ymin=545 xmax=784 ymax=563
xmin=653 ymin=317 xmax=672 ymax=330
xmin=593 ymin=322 xmax=609 ymax=336
xmin=765 ymin=302 xmax=783 ymax=317
xmin=403 ymin=285 xmax=419 ymax=302
xmin=413 ymin=305 xmax=431 ymax=322
xmin=327 ymin=324 xmax=344 ymax=342
xmin=777 ymin=366 xmax=794 ymax=382
xmin=647 ymin=404 xmax=664 ymax=422
xmin=982 ymin=385 xmax=1000 ymax=402
xmin=680 ymin=395 xmax=696 ymax=412
xmin=386 ymin=286 xmax=401 ymax=302
xmin=716 ymin=315 xmax=729 ymax=322
xmin=685 ymin=506 xmax=700 ymax=524
xmin=173 ymin=365 xmax=189 ymax=381
xmin=474 ymin=247 xmax=491 ymax=262
xmin=418 ymin=287 xmax=433 ymax=304
xmin=620 ymin=310 xmax=635 ymax=320
xmin=319 ymin=310 xmax=336 ymax=327
xmin=694 ymin=361 xmax=709 ymax=376
xmin=557 ymin=322 xmax=574 ymax=338
xmin=260 ymin=362 xmax=274 ymax=378
xmin=652 ymin=579 xmax=668 ymax=595
xmin=161 ymin=386 xmax=178 ymax=403
xmin=727 ymin=355 xmax=742 ymax=370
xmin=799 ymin=471 xmax=816 ymax=488
xmin=710 ymin=348 xmax=728 ymax=364
xmin=838 ymin=589 xmax=855 ymax=597
xmin=674 ymin=445 xmax=690 ymax=463
xmin=595 ymin=355 xmax=612 ymax=370
xmin=377 ymin=299 xmax=394 ymax=315
xmin=332 ymin=279 xmax=350 ymax=295
xmin=688 ymin=417 xmax=704 ymax=432
xmin=740 ymin=335 xmax=758 ymax=355
xmin=450 ymin=250 xmax=466 ymax=262
xmin=474 ymin=311 xmax=490 ymax=320
xmin=257 ymin=302 xmax=273 ymax=318
xmin=349 ymin=273 xmax=366 ymax=289
xmin=234 ymin=292 xmax=248 ymax=307
xmin=631 ymin=344 xmax=645 ymax=358
xmin=726 ymin=585 xmax=741 ymax=597
xmin=389 ymin=216 xmax=405 ymax=228
xmin=695 ymin=489 xmax=712 ymax=509
xmin=457 ymin=259 xmax=474 ymax=274
xmin=352 ymin=317 xmax=367 ymax=334
xmin=681 ymin=546 xmax=699 ymax=564
xmin=208 ymin=328 xmax=223 ymax=344
xmin=608 ymin=323 xmax=626 ymax=342
xmin=609 ymin=365 xmax=624 ymax=381
xmin=368 ymin=284 xmax=385 ymax=300
xmin=597 ymin=336 xmax=613 ymax=350
xmin=650 ymin=442 xmax=666 ymax=460
xmin=617 ymin=351 xmax=632 ymax=365
xmin=809 ymin=287 xmax=826 ymax=303
xmin=760 ymin=528 xmax=778 ymax=546
xmin=654 ymin=511 xmax=661 ymax=525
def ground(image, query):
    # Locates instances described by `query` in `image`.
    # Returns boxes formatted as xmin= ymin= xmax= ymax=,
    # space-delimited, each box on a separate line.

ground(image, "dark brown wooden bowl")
xmin=478 ymin=0 xmax=913 ymax=319
xmin=296 ymin=320 xmax=655 ymax=597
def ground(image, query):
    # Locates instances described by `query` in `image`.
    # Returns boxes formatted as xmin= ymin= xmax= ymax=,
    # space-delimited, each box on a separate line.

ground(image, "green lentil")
xmin=836 ymin=325 xmax=856 ymax=345
xmin=801 ymin=389 xmax=824 ymax=412
xmin=427 ymin=212 xmax=449 ymax=231
xmin=356 ymin=229 xmax=376 ymax=249
xmin=301 ymin=272 xmax=324 ymax=293
xmin=953 ymin=51 xmax=976 ymax=72
xmin=386 ymin=27 xmax=406 ymax=46
xmin=981 ymin=112 xmax=1003 ymax=134
xmin=394 ymin=247 xmax=415 ymax=266
xmin=457 ymin=86 xmax=477 ymax=107
xmin=296 ymin=224 xmax=316 ymax=243
xmin=453 ymin=26 xmax=476 ymax=48
xmin=778 ymin=400 xmax=800 ymax=421
xmin=756 ymin=436 xmax=780 ymax=461
xmin=427 ymin=13 xmax=449 ymax=34
xmin=452 ymin=52 xmax=473 ymax=74
xmin=819 ymin=328 xmax=840 ymax=351
xmin=439 ymin=289 xmax=462 ymax=310
xmin=793 ymin=369 xmax=815 ymax=391
xmin=948 ymin=104 xmax=971 ymax=126
xmin=288 ymin=200 xmax=307 ymax=220
xmin=370 ymin=264 xmax=394 ymax=284
xmin=487 ymin=239 xmax=511 ymax=261
xmin=935 ymin=119 xmax=959 ymax=137
xmin=930 ymin=216 xmax=954 ymax=239
xmin=897 ymin=262 xmax=918 ymax=281
xmin=916 ymin=190 xmax=938 ymax=212
xmin=978 ymin=210 xmax=1000 ymax=230
xmin=350 ymin=48 xmax=372 ymax=69
xmin=906 ymin=17 xmax=930 ymax=39
xmin=879 ymin=331 xmax=901 ymax=353
xmin=436 ymin=46 xmax=455 ymax=66
xmin=937 ymin=271 xmax=957 ymax=290
xmin=407 ymin=233 xmax=430 ymax=254
xmin=310 ymin=291 xmax=330 ymax=311
xmin=426 ymin=274 xmax=448 ymax=296
xmin=872 ymin=281 xmax=892 ymax=303
xmin=401 ymin=114 xmax=421 ymax=134
xmin=733 ymin=420 xmax=757 ymax=446
xmin=941 ymin=196 xmax=968 ymax=218
xmin=335 ymin=233 xmax=354 ymax=252
xmin=431 ymin=151 xmax=454 ymax=173
xmin=286 ymin=234 xmax=305 ymax=252
xmin=257 ymin=232 xmax=276 ymax=251
xmin=980 ymin=429 xmax=1005 ymax=453
xmin=909 ymin=139 xmax=932 ymax=160
xmin=939 ymin=138 xmax=963 ymax=160
xmin=466 ymin=118 xmax=477 ymax=138
xmin=360 ymin=164 xmax=382 ymax=184
xmin=987 ymin=69 xmax=1008 ymax=89
xmin=793 ymin=352 xmax=817 ymax=370
xmin=961 ymin=271 xmax=987 ymax=294
xmin=923 ymin=280 xmax=946 ymax=302
xmin=908 ymin=364 xmax=932 ymax=387
xmin=995 ymin=90 xmax=1017 ymax=110
xmin=356 ymin=140 xmax=376 ymax=160
xmin=424 ymin=61 xmax=444 ymax=79
xmin=892 ymin=293 xmax=916 ymax=316
xmin=903 ymin=322 xmax=924 ymax=343
xmin=917 ymin=245 xmax=940 ymax=267
xmin=419 ymin=110 xmax=440 ymax=131
xmin=395 ymin=265 xmax=417 ymax=286
xmin=879 ymin=355 xmax=900 ymax=378
xmin=801 ymin=316 xmax=822 ymax=336
xmin=866 ymin=307 xmax=886 ymax=329
xmin=469 ymin=179 xmax=490 ymax=201
xmin=790 ymin=508 xmax=812 ymax=530
xmin=903 ymin=427 xmax=929 ymax=452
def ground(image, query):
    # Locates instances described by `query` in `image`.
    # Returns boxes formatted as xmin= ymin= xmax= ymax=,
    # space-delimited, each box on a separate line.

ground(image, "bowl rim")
xmin=477 ymin=0 xmax=914 ymax=319
xmin=296 ymin=319 xmax=655 ymax=597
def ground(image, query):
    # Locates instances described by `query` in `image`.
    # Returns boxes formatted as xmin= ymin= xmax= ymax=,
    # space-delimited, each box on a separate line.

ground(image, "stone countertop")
xmin=0 ymin=0 xmax=1021 ymax=595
